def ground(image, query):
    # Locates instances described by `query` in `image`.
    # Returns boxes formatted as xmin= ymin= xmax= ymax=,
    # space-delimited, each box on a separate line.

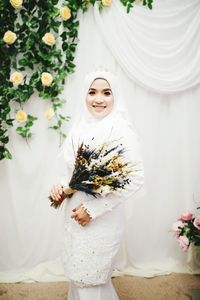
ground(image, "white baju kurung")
xmin=60 ymin=71 xmax=144 ymax=300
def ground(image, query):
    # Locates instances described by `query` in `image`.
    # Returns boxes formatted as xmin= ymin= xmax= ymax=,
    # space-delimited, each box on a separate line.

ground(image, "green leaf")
xmin=6 ymin=119 xmax=14 ymax=126
xmin=3 ymin=149 xmax=12 ymax=160
xmin=18 ymin=58 xmax=28 ymax=66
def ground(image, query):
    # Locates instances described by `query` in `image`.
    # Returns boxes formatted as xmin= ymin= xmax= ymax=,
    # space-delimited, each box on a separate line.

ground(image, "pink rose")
xmin=178 ymin=212 xmax=193 ymax=221
xmin=172 ymin=221 xmax=184 ymax=235
xmin=177 ymin=236 xmax=190 ymax=252
xmin=193 ymin=216 xmax=200 ymax=230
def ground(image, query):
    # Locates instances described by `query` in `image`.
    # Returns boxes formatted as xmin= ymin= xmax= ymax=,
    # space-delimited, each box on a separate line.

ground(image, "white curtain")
xmin=94 ymin=0 xmax=200 ymax=93
xmin=0 ymin=0 xmax=200 ymax=283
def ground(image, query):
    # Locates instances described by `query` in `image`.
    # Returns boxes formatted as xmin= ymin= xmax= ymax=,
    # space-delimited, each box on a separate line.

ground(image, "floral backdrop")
xmin=0 ymin=0 xmax=153 ymax=160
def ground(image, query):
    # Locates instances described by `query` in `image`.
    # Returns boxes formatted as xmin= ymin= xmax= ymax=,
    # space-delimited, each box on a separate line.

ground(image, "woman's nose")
xmin=94 ymin=94 xmax=103 ymax=103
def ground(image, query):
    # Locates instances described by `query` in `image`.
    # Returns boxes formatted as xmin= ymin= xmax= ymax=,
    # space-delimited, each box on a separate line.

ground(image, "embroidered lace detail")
xmin=62 ymin=221 xmax=120 ymax=287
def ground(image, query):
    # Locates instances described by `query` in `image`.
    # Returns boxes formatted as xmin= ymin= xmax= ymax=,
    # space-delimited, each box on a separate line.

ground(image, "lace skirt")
xmin=62 ymin=192 xmax=125 ymax=288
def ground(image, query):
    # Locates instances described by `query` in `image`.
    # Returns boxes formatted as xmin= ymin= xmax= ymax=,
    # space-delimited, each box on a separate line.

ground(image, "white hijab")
xmin=63 ymin=70 xmax=135 ymax=167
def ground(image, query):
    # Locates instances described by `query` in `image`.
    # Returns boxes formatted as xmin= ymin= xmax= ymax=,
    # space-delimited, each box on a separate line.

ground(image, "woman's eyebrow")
xmin=89 ymin=88 xmax=112 ymax=92
xmin=103 ymin=88 xmax=112 ymax=91
xmin=88 ymin=88 xmax=112 ymax=91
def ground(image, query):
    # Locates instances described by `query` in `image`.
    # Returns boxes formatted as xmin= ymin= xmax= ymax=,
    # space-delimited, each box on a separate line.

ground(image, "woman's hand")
xmin=49 ymin=184 xmax=64 ymax=202
xmin=71 ymin=204 xmax=91 ymax=227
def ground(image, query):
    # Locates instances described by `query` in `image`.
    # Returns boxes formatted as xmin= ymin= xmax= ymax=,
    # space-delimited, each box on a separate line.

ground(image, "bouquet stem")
xmin=63 ymin=187 xmax=76 ymax=198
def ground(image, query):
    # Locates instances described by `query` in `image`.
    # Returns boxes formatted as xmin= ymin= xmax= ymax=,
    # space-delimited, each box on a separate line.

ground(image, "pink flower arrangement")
xmin=172 ymin=210 xmax=200 ymax=252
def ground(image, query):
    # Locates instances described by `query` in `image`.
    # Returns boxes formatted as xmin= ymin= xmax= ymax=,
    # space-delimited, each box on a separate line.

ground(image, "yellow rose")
xmin=60 ymin=7 xmax=71 ymax=21
xmin=44 ymin=108 xmax=55 ymax=120
xmin=102 ymin=0 xmax=112 ymax=6
xmin=16 ymin=110 xmax=27 ymax=123
xmin=10 ymin=71 xmax=23 ymax=85
xmin=41 ymin=72 xmax=53 ymax=87
xmin=42 ymin=33 xmax=55 ymax=46
xmin=10 ymin=0 xmax=23 ymax=9
xmin=3 ymin=31 xmax=17 ymax=45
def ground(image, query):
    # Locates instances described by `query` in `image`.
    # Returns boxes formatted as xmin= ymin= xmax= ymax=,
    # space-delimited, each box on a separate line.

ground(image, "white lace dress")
xmin=62 ymin=191 xmax=126 ymax=288
xmin=60 ymin=117 xmax=144 ymax=299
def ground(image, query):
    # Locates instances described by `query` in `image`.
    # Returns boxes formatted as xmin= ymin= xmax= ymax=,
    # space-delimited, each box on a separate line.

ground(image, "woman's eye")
xmin=88 ymin=91 xmax=95 ymax=95
xmin=104 ymin=92 xmax=111 ymax=96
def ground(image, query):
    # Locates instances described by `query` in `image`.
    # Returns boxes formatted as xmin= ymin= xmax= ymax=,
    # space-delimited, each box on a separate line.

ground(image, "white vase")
xmin=188 ymin=244 xmax=200 ymax=272
xmin=193 ymin=246 xmax=200 ymax=267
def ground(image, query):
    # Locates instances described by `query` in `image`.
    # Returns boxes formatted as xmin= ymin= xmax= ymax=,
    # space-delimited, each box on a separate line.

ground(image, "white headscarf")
xmin=62 ymin=70 xmax=135 ymax=166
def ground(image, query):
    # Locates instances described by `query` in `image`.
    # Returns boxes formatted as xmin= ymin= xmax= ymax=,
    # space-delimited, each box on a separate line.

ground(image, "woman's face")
xmin=86 ymin=78 xmax=114 ymax=119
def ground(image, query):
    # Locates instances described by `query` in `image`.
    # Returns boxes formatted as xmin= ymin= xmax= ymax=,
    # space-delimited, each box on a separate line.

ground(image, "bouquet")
xmin=49 ymin=140 xmax=133 ymax=208
xmin=172 ymin=209 xmax=200 ymax=252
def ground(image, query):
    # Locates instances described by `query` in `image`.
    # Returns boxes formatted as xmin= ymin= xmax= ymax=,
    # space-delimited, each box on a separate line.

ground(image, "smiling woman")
xmin=49 ymin=70 xmax=144 ymax=300
xmin=86 ymin=78 xmax=114 ymax=119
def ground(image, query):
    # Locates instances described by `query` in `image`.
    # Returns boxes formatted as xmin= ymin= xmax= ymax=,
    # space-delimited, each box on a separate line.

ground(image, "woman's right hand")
xmin=49 ymin=184 xmax=64 ymax=201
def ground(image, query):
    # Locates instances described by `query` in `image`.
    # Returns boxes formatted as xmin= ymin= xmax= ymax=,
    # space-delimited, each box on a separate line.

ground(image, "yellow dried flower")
xmin=3 ymin=31 xmax=17 ymax=45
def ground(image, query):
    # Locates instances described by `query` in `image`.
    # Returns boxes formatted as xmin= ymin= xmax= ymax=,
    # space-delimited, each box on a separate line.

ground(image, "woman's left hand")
xmin=71 ymin=204 xmax=91 ymax=226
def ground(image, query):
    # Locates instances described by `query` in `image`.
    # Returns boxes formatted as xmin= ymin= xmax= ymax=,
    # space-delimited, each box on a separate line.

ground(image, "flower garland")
xmin=0 ymin=0 xmax=153 ymax=160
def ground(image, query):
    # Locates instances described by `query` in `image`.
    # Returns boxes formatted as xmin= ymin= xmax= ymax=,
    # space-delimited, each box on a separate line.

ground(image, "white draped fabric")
xmin=94 ymin=0 xmax=200 ymax=93
xmin=0 ymin=0 xmax=200 ymax=283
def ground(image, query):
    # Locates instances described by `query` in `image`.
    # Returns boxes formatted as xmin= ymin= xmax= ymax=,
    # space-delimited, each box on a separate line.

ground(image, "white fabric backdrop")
xmin=0 ymin=0 xmax=200 ymax=282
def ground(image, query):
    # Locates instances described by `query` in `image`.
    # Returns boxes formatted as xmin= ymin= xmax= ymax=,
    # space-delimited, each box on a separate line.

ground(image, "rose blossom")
xmin=10 ymin=71 xmax=23 ymax=85
xmin=41 ymin=72 xmax=53 ymax=87
xmin=172 ymin=221 xmax=184 ymax=235
xmin=3 ymin=31 xmax=17 ymax=45
xmin=44 ymin=108 xmax=55 ymax=120
xmin=60 ymin=7 xmax=71 ymax=21
xmin=42 ymin=33 xmax=55 ymax=46
xmin=102 ymin=0 xmax=112 ymax=7
xmin=193 ymin=216 xmax=200 ymax=230
xmin=177 ymin=236 xmax=189 ymax=252
xmin=10 ymin=0 xmax=23 ymax=9
xmin=178 ymin=212 xmax=193 ymax=221
xmin=16 ymin=110 xmax=27 ymax=123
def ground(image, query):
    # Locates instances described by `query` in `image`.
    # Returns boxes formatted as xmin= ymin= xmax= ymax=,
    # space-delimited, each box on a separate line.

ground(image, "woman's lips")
xmin=92 ymin=105 xmax=106 ymax=111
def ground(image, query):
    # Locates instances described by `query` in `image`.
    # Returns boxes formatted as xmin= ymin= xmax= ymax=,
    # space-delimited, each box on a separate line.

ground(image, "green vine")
xmin=120 ymin=0 xmax=153 ymax=12
xmin=0 ymin=0 xmax=153 ymax=160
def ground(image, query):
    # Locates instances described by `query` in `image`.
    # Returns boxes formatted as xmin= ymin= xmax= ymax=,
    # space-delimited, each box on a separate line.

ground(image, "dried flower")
xmin=49 ymin=140 xmax=133 ymax=208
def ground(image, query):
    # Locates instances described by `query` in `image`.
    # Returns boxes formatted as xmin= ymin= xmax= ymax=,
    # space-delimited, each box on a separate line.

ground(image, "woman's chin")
xmin=92 ymin=110 xmax=109 ymax=119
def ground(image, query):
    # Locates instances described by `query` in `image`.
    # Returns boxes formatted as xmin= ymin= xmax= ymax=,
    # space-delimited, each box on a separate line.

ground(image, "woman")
xmin=50 ymin=70 xmax=144 ymax=300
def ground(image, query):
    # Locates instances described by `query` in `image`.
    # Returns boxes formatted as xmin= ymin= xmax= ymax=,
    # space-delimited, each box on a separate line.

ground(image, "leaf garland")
xmin=0 ymin=0 xmax=153 ymax=160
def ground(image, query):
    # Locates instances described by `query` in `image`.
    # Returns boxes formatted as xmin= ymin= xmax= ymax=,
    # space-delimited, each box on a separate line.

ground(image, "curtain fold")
xmin=94 ymin=0 xmax=200 ymax=93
